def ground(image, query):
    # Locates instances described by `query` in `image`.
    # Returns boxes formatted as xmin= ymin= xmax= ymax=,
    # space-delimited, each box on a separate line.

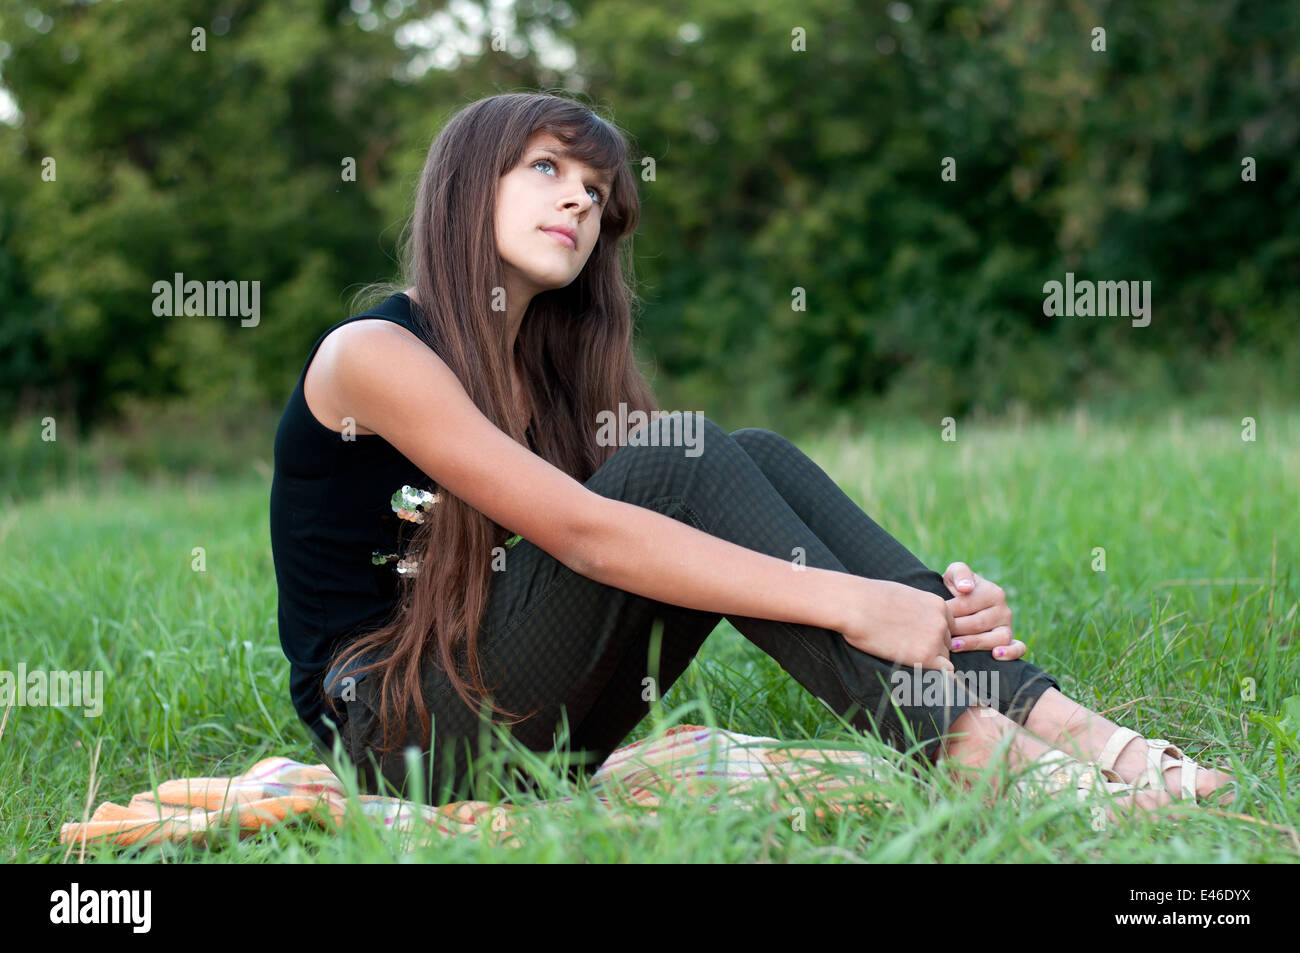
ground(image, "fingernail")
xmin=960 ymin=579 xmax=973 ymax=587
xmin=952 ymin=640 xmax=963 ymax=650
xmin=995 ymin=647 xmax=1004 ymax=657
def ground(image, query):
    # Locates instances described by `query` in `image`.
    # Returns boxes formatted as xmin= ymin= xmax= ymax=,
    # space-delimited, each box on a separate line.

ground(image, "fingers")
xmin=948 ymin=634 xmax=1027 ymax=660
xmin=950 ymin=625 xmax=1014 ymax=653
xmin=991 ymin=639 xmax=1026 ymax=661
xmin=926 ymin=654 xmax=956 ymax=673
xmin=946 ymin=581 xmax=1004 ymax=617
xmin=942 ymin=562 xmax=978 ymax=598
xmin=948 ymin=604 xmax=1012 ymax=636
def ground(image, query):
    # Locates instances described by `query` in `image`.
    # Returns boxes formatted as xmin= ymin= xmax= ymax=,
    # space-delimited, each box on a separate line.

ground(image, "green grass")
xmin=2 ymin=405 xmax=1298 ymax=862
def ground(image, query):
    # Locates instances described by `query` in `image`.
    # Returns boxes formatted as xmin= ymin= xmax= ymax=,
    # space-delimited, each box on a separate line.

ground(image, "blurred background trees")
xmin=1 ymin=0 xmax=1296 ymax=466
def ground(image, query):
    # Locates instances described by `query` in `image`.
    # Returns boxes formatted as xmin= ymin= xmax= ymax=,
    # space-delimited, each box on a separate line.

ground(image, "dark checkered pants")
xmin=332 ymin=414 xmax=1059 ymax=801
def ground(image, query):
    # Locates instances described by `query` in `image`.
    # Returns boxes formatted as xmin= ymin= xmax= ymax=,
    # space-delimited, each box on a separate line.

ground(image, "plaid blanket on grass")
xmin=60 ymin=724 xmax=897 ymax=851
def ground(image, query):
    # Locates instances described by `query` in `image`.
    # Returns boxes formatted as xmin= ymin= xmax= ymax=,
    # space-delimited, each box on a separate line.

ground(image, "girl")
xmin=268 ymin=92 xmax=1234 ymax=814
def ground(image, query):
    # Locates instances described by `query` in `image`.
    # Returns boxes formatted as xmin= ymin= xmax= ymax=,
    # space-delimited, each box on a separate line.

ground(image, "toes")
xmin=1197 ymin=769 xmax=1237 ymax=804
xmin=1188 ymin=766 xmax=1232 ymax=799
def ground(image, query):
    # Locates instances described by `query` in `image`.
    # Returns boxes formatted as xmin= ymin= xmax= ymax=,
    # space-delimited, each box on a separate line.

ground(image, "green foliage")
xmin=0 ymin=0 xmax=1296 ymax=433
xmin=1248 ymin=695 xmax=1300 ymax=790
xmin=3 ymin=412 xmax=1297 ymax=861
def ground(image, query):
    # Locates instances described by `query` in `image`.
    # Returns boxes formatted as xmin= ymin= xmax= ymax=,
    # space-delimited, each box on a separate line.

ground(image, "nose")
xmin=558 ymin=181 xmax=594 ymax=214
xmin=559 ymin=194 xmax=591 ymax=215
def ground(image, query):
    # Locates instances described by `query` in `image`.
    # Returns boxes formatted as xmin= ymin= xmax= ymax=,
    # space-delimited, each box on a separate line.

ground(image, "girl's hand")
xmin=941 ymin=561 xmax=1026 ymax=661
xmin=839 ymin=577 xmax=955 ymax=671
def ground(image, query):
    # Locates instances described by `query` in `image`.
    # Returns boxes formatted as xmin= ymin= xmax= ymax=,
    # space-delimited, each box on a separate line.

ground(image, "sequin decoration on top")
xmin=370 ymin=484 xmax=441 ymax=576
xmin=392 ymin=484 xmax=441 ymax=523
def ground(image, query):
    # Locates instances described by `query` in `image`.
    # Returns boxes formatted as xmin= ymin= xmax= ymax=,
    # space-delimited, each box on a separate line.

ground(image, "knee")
xmin=618 ymin=411 xmax=729 ymax=469
xmin=729 ymin=427 xmax=801 ymax=467
xmin=596 ymin=414 xmax=763 ymax=506
xmin=728 ymin=426 xmax=785 ymax=453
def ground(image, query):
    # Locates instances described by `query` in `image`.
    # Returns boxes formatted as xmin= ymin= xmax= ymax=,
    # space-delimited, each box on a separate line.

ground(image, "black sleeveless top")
xmin=269 ymin=292 xmax=448 ymax=746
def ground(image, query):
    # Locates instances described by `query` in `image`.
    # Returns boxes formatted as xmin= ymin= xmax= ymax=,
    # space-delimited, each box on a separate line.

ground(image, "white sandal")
xmin=1095 ymin=726 xmax=1212 ymax=802
xmin=1010 ymin=748 xmax=1136 ymax=807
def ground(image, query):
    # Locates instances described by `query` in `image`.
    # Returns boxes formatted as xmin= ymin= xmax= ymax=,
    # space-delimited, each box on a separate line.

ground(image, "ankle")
xmin=1023 ymin=689 xmax=1092 ymax=752
xmin=940 ymin=706 xmax=1049 ymax=778
xmin=938 ymin=707 xmax=998 ymax=769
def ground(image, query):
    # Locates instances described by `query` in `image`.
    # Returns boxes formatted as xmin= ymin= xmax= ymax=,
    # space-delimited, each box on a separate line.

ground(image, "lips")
xmin=542 ymin=226 xmax=577 ymax=250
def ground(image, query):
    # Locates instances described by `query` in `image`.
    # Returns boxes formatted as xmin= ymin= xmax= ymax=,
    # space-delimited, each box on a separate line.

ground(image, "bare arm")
xmin=577 ymin=498 xmax=954 ymax=669
xmin=579 ymin=495 xmax=854 ymax=631
xmin=326 ymin=321 xmax=952 ymax=669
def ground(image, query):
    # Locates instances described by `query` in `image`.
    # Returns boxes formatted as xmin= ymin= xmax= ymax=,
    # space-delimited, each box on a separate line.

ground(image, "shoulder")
xmin=315 ymin=292 xmax=439 ymax=377
xmin=304 ymin=309 xmax=440 ymax=436
xmin=322 ymin=316 xmax=425 ymax=355
xmin=325 ymin=317 xmax=460 ymax=430
xmin=325 ymin=291 xmax=435 ymax=359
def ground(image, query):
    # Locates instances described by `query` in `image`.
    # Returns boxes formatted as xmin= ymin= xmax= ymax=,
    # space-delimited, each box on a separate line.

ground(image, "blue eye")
xmin=532 ymin=157 xmax=606 ymax=205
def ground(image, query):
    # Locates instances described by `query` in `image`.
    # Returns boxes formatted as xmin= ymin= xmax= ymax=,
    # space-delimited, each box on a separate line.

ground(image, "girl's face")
xmin=494 ymin=130 xmax=611 ymax=303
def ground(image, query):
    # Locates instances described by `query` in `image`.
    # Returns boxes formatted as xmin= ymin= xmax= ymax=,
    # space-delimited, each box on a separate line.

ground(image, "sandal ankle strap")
xmin=1143 ymin=738 xmax=1198 ymax=800
xmin=1096 ymin=725 xmax=1142 ymax=774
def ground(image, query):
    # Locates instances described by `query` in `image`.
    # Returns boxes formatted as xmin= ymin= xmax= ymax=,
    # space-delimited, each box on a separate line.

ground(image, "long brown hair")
xmin=323 ymin=92 xmax=658 ymax=756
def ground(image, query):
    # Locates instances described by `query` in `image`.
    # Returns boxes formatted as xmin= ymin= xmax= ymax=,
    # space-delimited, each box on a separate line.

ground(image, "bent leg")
xmin=345 ymin=414 xmax=1028 ymax=800
xmin=568 ymin=413 xmax=981 ymax=762
xmin=726 ymin=427 xmax=1060 ymax=734
xmin=715 ymin=429 xmax=1234 ymax=805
